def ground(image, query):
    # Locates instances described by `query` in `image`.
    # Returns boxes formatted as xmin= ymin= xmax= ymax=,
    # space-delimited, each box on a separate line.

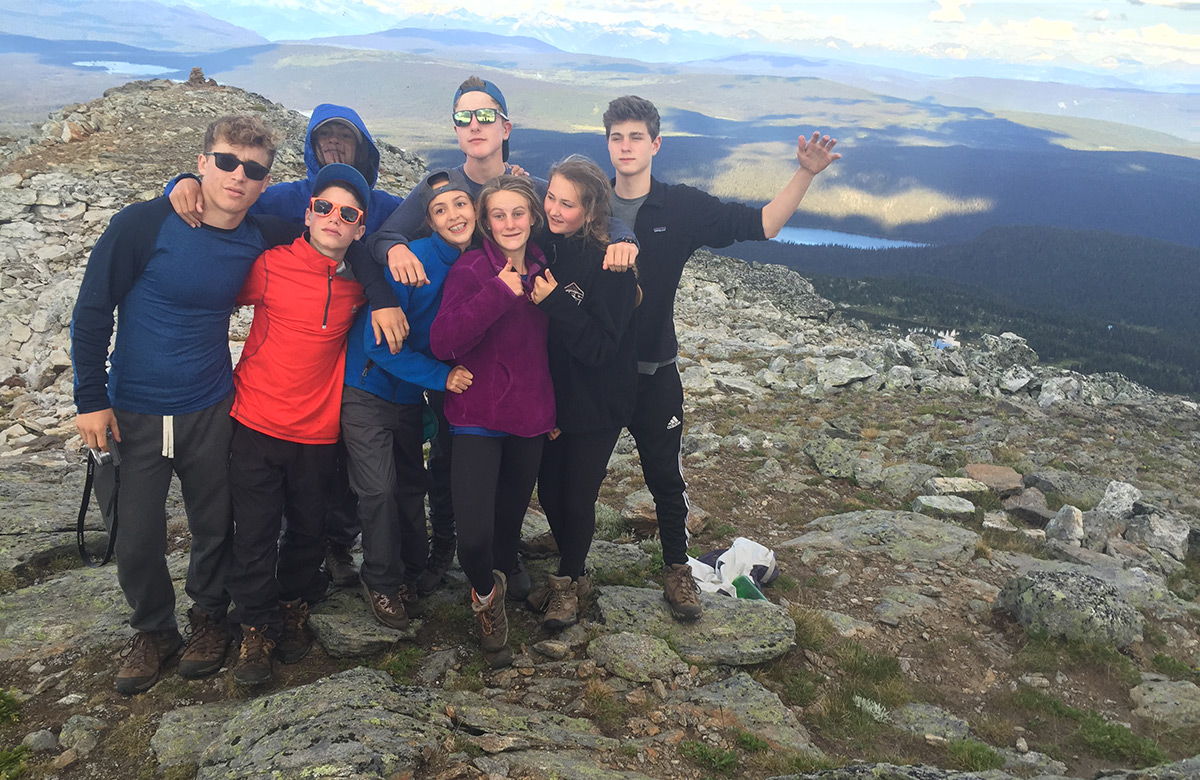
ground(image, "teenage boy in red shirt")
xmin=223 ymin=163 xmax=373 ymax=685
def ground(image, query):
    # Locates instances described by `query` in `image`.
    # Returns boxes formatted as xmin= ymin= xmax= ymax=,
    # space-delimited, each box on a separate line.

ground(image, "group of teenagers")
xmin=70 ymin=75 xmax=840 ymax=693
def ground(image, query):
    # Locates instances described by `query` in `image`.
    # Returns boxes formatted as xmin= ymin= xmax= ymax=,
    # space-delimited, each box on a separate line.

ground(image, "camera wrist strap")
xmin=76 ymin=450 xmax=119 ymax=567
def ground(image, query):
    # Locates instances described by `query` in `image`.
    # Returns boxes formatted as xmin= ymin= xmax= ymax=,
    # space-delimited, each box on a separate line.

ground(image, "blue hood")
xmin=305 ymin=104 xmax=381 ymax=189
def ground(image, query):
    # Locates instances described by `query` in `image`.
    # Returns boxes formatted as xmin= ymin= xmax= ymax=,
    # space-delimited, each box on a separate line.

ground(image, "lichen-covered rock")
xmin=996 ymin=570 xmax=1143 ymax=647
xmin=152 ymin=701 xmax=243 ymax=770
xmin=890 ymin=703 xmax=969 ymax=740
xmin=766 ymin=763 xmax=1020 ymax=779
xmin=194 ymin=668 xmax=448 ymax=779
xmin=782 ymin=511 xmax=980 ymax=567
xmin=504 ymin=749 xmax=659 ymax=779
xmin=1023 ymin=469 xmax=1109 ymax=509
xmin=804 ymin=432 xmax=858 ymax=479
xmin=1124 ymin=511 xmax=1191 ymax=561
xmin=672 ymin=671 xmax=821 ymax=755
xmin=911 ymin=494 xmax=976 ymax=522
xmin=587 ymin=632 xmax=680 ymax=682
xmin=58 ymin=714 xmax=104 ymax=756
xmin=1130 ymin=679 xmax=1200 ymax=727
xmin=442 ymin=689 xmax=617 ymax=750
xmin=1044 ymin=505 xmax=1084 ymax=546
xmin=881 ymin=463 xmax=942 ymax=497
xmin=308 ymin=588 xmax=416 ymax=657
xmin=596 ymin=586 xmax=795 ymax=666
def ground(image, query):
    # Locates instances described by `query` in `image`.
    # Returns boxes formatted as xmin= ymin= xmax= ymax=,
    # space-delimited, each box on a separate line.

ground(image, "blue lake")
xmin=773 ymin=226 xmax=928 ymax=249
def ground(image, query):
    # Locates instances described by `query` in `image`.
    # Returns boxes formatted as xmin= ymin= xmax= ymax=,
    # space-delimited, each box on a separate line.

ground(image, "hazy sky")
xmin=240 ymin=0 xmax=1199 ymax=69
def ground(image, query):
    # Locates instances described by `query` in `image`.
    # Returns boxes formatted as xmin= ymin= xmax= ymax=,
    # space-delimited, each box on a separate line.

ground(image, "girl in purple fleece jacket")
xmin=430 ymin=175 xmax=553 ymax=668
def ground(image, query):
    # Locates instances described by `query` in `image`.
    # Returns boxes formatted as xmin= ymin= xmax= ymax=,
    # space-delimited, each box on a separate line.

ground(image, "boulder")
xmin=996 ymin=569 xmax=1143 ymax=647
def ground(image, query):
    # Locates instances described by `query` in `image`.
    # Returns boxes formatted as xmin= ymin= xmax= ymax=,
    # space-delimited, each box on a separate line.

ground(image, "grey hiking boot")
xmin=518 ymin=530 xmax=559 ymax=559
xmin=663 ymin=563 xmax=703 ymax=622
xmin=178 ymin=606 xmax=231 ymax=679
xmin=233 ymin=625 xmax=276 ymax=686
xmin=506 ymin=557 xmax=532 ymax=602
xmin=324 ymin=542 xmax=360 ymax=587
xmin=115 ymin=628 xmax=183 ymax=695
xmin=276 ymin=599 xmax=312 ymax=664
xmin=542 ymin=574 xmax=578 ymax=631
xmin=471 ymin=570 xmax=513 ymax=668
xmin=416 ymin=533 xmax=456 ymax=596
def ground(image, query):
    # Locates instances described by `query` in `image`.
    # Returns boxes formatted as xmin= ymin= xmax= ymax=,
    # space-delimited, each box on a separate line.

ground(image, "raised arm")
xmin=761 ymin=131 xmax=840 ymax=239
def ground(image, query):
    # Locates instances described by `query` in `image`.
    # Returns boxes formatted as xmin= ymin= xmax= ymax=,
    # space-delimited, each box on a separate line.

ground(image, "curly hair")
xmin=548 ymin=154 xmax=611 ymax=246
xmin=203 ymin=114 xmax=279 ymax=167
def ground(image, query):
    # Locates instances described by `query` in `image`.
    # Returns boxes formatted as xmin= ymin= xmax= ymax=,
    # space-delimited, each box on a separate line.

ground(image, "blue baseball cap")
xmin=312 ymin=162 xmax=370 ymax=219
xmin=452 ymin=79 xmax=510 ymax=162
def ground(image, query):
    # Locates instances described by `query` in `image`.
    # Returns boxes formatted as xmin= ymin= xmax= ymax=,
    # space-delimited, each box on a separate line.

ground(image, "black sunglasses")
xmin=310 ymin=197 xmax=364 ymax=225
xmin=452 ymin=108 xmax=508 ymax=127
xmin=205 ymin=151 xmax=270 ymax=181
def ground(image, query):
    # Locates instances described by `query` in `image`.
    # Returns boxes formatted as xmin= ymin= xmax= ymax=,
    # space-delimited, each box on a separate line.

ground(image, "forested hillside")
xmin=724 ymin=226 xmax=1200 ymax=395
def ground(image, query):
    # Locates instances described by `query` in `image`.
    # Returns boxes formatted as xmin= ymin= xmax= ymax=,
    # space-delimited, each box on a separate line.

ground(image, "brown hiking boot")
xmin=178 ymin=606 xmax=231 ymax=679
xmin=519 ymin=530 xmax=559 ymax=559
xmin=415 ymin=533 xmax=456 ymax=596
xmin=115 ymin=628 xmax=182 ymax=695
xmin=363 ymin=581 xmax=409 ymax=630
xmin=233 ymin=625 xmax=276 ymax=686
xmin=324 ymin=542 xmax=360 ymax=587
xmin=276 ymin=599 xmax=312 ymax=664
xmin=471 ymin=570 xmax=512 ymax=668
xmin=527 ymin=569 xmax=592 ymax=612
xmin=663 ymin=563 xmax=703 ymax=622
xmin=543 ymin=574 xmax=578 ymax=631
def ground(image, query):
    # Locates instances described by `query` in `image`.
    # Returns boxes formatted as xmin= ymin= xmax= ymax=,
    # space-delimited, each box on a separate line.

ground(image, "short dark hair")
xmin=548 ymin=155 xmax=611 ymax=246
xmin=204 ymin=114 xmax=278 ymax=167
xmin=476 ymin=175 xmax=544 ymax=242
xmin=603 ymin=95 xmax=660 ymax=140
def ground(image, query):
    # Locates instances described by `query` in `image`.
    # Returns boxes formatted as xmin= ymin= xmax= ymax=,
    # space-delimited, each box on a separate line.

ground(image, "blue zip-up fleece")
xmin=253 ymin=104 xmax=403 ymax=235
xmin=344 ymin=234 xmax=460 ymax=404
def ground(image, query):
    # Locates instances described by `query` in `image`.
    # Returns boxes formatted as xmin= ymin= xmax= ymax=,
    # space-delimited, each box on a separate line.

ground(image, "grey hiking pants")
xmin=93 ymin=395 xmax=234 ymax=633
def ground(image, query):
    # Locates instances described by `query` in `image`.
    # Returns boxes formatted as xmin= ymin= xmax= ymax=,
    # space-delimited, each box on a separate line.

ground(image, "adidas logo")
xmin=666 ymin=416 xmax=681 ymax=430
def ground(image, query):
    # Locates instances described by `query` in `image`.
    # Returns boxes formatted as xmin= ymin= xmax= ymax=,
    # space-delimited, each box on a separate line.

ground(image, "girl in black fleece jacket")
xmin=530 ymin=155 xmax=639 ymax=629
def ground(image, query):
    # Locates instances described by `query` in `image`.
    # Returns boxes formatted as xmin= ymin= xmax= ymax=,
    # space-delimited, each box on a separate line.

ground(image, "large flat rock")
xmin=596 ymin=585 xmax=795 ymax=665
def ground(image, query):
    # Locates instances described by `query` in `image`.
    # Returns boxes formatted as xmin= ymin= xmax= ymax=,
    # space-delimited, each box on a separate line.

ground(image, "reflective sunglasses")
xmin=452 ymin=107 xmax=508 ymax=127
xmin=309 ymin=197 xmax=364 ymax=225
xmin=204 ymin=151 xmax=270 ymax=181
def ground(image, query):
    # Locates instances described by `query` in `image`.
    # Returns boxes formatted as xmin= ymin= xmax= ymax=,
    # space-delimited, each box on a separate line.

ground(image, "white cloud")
xmin=1002 ymin=16 xmax=1078 ymax=42
xmin=929 ymin=0 xmax=968 ymax=23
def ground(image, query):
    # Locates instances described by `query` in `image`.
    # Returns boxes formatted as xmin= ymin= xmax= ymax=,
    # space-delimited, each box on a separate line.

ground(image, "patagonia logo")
xmin=653 ymin=226 xmax=667 ymax=233
xmin=563 ymin=282 xmax=585 ymax=305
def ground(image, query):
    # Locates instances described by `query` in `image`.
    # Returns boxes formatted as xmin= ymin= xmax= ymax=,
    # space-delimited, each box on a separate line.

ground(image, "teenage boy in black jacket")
xmin=600 ymin=95 xmax=840 ymax=621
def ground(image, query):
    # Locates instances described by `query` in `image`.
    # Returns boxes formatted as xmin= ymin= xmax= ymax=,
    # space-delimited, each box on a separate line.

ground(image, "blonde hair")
xmin=476 ymin=175 xmax=544 ymax=242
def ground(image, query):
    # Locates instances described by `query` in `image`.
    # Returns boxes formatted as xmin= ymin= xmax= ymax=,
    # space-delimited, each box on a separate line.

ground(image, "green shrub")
xmin=945 ymin=739 xmax=1005 ymax=772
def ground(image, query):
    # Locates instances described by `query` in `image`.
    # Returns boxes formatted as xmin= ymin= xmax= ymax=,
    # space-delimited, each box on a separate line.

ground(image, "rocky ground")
xmin=1 ymin=76 xmax=1199 ymax=780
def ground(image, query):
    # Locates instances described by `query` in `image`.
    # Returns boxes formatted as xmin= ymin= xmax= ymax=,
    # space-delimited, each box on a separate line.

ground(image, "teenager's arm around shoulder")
xmin=71 ymin=198 xmax=175 ymax=414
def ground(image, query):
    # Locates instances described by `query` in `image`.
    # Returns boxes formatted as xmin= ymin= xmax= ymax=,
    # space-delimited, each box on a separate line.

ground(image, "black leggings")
xmin=451 ymin=433 xmax=544 ymax=596
xmin=537 ymin=427 xmax=622 ymax=579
